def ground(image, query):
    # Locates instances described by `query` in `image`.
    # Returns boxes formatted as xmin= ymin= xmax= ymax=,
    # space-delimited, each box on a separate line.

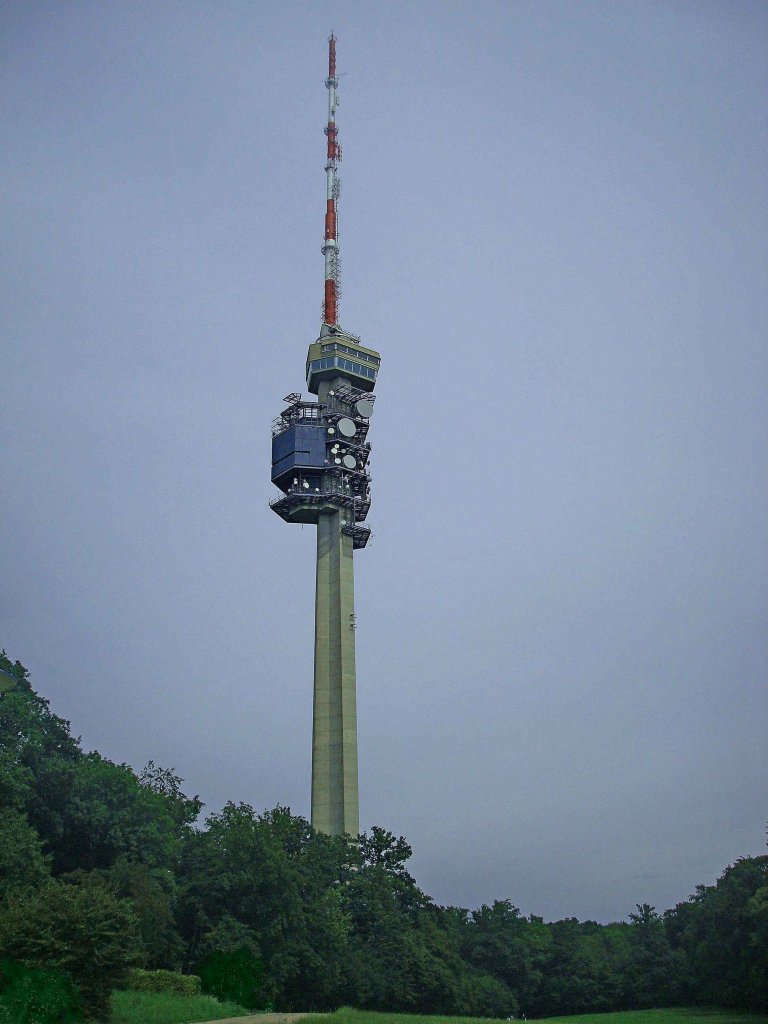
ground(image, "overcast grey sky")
xmin=2 ymin=0 xmax=766 ymax=923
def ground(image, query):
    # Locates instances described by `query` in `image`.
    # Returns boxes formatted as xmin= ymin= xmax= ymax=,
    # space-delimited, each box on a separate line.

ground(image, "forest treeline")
xmin=1 ymin=651 xmax=766 ymax=1019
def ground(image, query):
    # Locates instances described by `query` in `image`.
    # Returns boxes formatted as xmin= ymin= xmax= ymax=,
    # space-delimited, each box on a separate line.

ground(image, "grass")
xmin=537 ymin=1012 xmax=768 ymax=1024
xmin=106 ymin=1002 xmax=768 ymax=1024
xmin=110 ymin=988 xmax=249 ymax=1024
xmin=320 ymin=1011 xmax=768 ymax=1024
xmin=316 ymin=1011 xmax=507 ymax=1024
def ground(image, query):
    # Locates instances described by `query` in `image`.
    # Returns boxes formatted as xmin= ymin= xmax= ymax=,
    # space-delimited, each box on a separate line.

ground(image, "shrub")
xmin=197 ymin=947 xmax=265 ymax=1010
xmin=126 ymin=967 xmax=201 ymax=996
xmin=0 ymin=958 xmax=82 ymax=1023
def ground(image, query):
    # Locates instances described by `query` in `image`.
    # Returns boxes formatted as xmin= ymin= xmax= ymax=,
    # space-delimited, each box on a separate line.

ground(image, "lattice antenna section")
xmin=322 ymin=34 xmax=342 ymax=326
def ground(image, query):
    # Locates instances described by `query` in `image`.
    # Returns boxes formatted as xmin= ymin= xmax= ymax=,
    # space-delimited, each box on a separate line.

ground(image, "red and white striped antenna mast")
xmin=322 ymin=33 xmax=341 ymax=327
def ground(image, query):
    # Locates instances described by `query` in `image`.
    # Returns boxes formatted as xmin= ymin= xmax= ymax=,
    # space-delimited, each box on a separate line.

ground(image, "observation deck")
xmin=306 ymin=326 xmax=380 ymax=395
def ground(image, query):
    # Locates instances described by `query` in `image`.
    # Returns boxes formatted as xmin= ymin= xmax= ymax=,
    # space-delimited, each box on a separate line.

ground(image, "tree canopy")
xmin=1 ymin=649 xmax=766 ymax=1017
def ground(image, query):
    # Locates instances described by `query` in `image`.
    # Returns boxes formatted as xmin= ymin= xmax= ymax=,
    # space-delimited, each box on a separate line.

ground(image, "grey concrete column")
xmin=311 ymin=509 xmax=359 ymax=835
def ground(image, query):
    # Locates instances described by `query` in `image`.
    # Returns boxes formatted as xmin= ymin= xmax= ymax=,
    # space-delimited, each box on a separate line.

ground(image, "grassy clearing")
xmin=110 ymin=988 xmax=249 ymax=1024
xmin=318 ymin=1010 xmax=506 ymax=1024
xmin=108 ymin=1005 xmax=768 ymax=1024
xmin=537 ymin=1012 xmax=768 ymax=1024
xmin=320 ymin=1011 xmax=768 ymax=1024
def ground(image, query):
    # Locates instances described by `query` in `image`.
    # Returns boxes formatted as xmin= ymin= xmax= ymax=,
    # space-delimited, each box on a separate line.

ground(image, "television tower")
xmin=270 ymin=35 xmax=381 ymax=836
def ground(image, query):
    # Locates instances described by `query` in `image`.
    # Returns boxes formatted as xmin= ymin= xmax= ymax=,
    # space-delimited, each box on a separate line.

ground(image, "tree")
xmin=665 ymin=856 xmax=768 ymax=1011
xmin=177 ymin=803 xmax=353 ymax=1009
xmin=1 ymin=654 xmax=202 ymax=878
xmin=531 ymin=917 xmax=627 ymax=1017
xmin=624 ymin=904 xmax=681 ymax=1008
xmin=340 ymin=829 xmax=496 ymax=1015
xmin=0 ymin=808 xmax=50 ymax=903
xmin=0 ymin=877 xmax=143 ymax=1019
xmin=138 ymin=761 xmax=203 ymax=830
xmin=0 ymin=652 xmax=80 ymax=815
xmin=49 ymin=753 xmax=188 ymax=873
xmin=6 ymin=648 xmax=768 ymax=1015
xmin=72 ymin=858 xmax=183 ymax=969
xmin=462 ymin=900 xmax=551 ymax=1012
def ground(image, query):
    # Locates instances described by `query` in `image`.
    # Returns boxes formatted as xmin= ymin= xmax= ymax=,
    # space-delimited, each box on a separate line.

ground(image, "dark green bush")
xmin=0 ymin=879 xmax=142 ymax=1020
xmin=125 ymin=967 xmax=201 ymax=996
xmin=197 ymin=947 xmax=265 ymax=1010
xmin=0 ymin=958 xmax=82 ymax=1023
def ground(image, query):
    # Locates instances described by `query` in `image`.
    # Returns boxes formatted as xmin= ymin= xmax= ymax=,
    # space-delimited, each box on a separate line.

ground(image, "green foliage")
xmin=110 ymin=989 xmax=248 ymax=1024
xmin=454 ymin=970 xmax=518 ymax=1019
xmin=176 ymin=802 xmax=353 ymax=1009
xmin=192 ymin=913 xmax=261 ymax=964
xmin=0 ymin=666 xmax=18 ymax=695
xmin=0 ymin=877 xmax=142 ymax=1020
xmin=358 ymin=826 xmax=413 ymax=872
xmin=0 ymin=651 xmax=201 ymax=878
xmin=0 ymin=958 xmax=82 ymax=1024
xmin=39 ymin=752 xmax=198 ymax=876
xmin=137 ymin=761 xmax=203 ymax=831
xmin=665 ymin=855 xmax=768 ymax=1011
xmin=341 ymin=827 xmax=469 ymax=1014
xmin=624 ymin=904 xmax=681 ymax=1008
xmin=0 ymin=808 xmax=51 ymax=902
xmin=197 ymin=946 xmax=265 ymax=1009
xmin=0 ymin=652 xmax=80 ymax=814
xmin=78 ymin=858 xmax=183 ymax=969
xmin=461 ymin=900 xmax=550 ymax=1011
xmin=529 ymin=917 xmax=622 ymax=1016
xmin=125 ymin=967 xmax=201 ymax=996
xmin=3 ymin=650 xmax=768 ymax=1019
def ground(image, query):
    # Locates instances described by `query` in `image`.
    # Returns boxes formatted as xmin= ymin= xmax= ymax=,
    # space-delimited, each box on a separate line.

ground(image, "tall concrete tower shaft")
xmin=269 ymin=36 xmax=381 ymax=837
xmin=312 ymin=505 xmax=358 ymax=833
